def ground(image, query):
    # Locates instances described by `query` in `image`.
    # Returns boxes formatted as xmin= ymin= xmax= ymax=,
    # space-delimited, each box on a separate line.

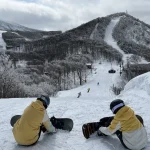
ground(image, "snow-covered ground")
xmin=0 ymin=30 xmax=6 ymax=50
xmin=0 ymin=62 xmax=150 ymax=150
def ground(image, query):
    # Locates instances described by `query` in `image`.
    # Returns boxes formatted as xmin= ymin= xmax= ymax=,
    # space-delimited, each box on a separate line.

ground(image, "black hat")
xmin=110 ymin=99 xmax=125 ymax=114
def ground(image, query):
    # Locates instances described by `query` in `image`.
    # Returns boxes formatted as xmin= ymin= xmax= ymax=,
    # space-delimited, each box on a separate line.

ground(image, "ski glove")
xmin=99 ymin=117 xmax=113 ymax=127
xmin=41 ymin=125 xmax=47 ymax=133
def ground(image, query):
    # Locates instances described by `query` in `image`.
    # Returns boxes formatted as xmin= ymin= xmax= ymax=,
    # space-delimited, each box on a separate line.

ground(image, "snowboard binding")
xmin=50 ymin=116 xmax=64 ymax=129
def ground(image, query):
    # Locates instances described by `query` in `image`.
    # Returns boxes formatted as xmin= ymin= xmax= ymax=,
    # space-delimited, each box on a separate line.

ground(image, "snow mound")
xmin=117 ymin=72 xmax=150 ymax=146
xmin=124 ymin=72 xmax=150 ymax=96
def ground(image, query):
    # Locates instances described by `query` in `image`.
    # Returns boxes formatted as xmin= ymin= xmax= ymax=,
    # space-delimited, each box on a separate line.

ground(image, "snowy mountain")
xmin=0 ymin=20 xmax=62 ymax=49
xmin=0 ymin=20 xmax=38 ymax=32
xmin=113 ymin=14 xmax=150 ymax=48
xmin=0 ymin=62 xmax=150 ymax=150
xmin=6 ymin=12 xmax=150 ymax=63
xmin=112 ymin=13 xmax=150 ymax=61
xmin=2 ymin=13 xmax=150 ymax=58
xmin=2 ymin=30 xmax=62 ymax=49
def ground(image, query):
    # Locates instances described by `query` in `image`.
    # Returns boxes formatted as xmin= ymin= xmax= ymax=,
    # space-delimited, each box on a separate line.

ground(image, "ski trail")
xmin=90 ymin=23 xmax=99 ymax=40
xmin=104 ymin=17 xmax=133 ymax=64
xmin=0 ymin=31 xmax=6 ymax=50
xmin=104 ymin=17 xmax=124 ymax=56
xmin=104 ymin=17 xmax=149 ymax=64
xmin=57 ymin=63 xmax=115 ymax=99
xmin=89 ymin=23 xmax=103 ymax=42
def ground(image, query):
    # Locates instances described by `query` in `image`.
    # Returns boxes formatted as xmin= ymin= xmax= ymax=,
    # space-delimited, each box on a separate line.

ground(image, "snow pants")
xmin=99 ymin=115 xmax=143 ymax=149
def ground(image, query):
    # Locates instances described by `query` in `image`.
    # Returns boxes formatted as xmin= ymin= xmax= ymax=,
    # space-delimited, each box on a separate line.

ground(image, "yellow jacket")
xmin=100 ymin=106 xmax=148 ymax=149
xmin=13 ymin=100 xmax=55 ymax=145
xmin=109 ymin=106 xmax=142 ymax=132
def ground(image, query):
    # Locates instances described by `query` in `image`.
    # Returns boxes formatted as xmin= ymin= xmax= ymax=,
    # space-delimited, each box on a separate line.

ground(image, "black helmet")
xmin=110 ymin=99 xmax=125 ymax=114
xmin=37 ymin=95 xmax=50 ymax=109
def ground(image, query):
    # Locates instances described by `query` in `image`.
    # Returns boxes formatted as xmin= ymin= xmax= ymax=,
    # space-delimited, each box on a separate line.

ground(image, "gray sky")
xmin=0 ymin=0 xmax=150 ymax=31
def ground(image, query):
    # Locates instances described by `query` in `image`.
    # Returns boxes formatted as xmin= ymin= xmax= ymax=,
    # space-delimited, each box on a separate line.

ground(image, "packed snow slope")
xmin=0 ymin=62 xmax=150 ymax=150
xmin=0 ymin=31 xmax=6 ymax=50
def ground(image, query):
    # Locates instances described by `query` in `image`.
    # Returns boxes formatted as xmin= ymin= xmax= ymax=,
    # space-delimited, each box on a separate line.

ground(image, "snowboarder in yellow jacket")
xmin=87 ymin=88 xmax=90 ymax=93
xmin=12 ymin=95 xmax=56 ymax=146
xmin=97 ymin=99 xmax=148 ymax=150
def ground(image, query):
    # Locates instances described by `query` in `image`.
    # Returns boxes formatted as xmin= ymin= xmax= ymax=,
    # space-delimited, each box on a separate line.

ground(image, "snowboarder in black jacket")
xmin=77 ymin=92 xmax=81 ymax=98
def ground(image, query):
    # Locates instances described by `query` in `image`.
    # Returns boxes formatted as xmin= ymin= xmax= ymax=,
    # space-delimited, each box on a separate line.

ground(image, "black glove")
xmin=50 ymin=116 xmax=57 ymax=127
xmin=41 ymin=125 xmax=47 ymax=133
xmin=99 ymin=117 xmax=113 ymax=127
xmin=50 ymin=116 xmax=64 ymax=129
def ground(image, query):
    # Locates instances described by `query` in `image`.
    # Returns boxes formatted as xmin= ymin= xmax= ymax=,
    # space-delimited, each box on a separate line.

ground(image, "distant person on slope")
xmin=97 ymin=99 xmax=148 ymax=150
xmin=77 ymin=92 xmax=81 ymax=98
xmin=87 ymin=88 xmax=90 ymax=93
xmin=12 ymin=95 xmax=57 ymax=146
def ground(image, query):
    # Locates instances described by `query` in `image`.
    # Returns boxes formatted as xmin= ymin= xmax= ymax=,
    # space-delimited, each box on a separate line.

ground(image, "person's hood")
xmin=31 ymin=100 xmax=45 ymax=112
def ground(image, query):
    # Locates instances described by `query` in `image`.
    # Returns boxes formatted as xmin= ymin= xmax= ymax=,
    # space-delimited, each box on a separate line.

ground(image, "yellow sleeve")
xmin=108 ymin=117 xmax=120 ymax=132
xmin=100 ymin=118 xmax=120 ymax=135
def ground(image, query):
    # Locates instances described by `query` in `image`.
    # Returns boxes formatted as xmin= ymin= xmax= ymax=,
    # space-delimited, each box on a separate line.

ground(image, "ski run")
xmin=0 ymin=31 xmax=6 ymax=50
xmin=0 ymin=17 xmax=150 ymax=149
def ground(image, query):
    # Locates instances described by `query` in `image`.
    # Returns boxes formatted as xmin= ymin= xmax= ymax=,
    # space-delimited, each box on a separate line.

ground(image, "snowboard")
xmin=50 ymin=116 xmax=73 ymax=132
xmin=10 ymin=115 xmax=21 ymax=127
xmin=82 ymin=122 xmax=100 ymax=139
xmin=10 ymin=115 xmax=73 ymax=132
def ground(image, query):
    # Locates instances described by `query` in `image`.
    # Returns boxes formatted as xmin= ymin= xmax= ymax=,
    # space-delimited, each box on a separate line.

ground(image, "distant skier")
xmin=119 ymin=71 xmax=122 ymax=76
xmin=77 ymin=92 xmax=81 ymax=98
xmin=97 ymin=99 xmax=148 ymax=150
xmin=12 ymin=95 xmax=57 ymax=146
xmin=87 ymin=88 xmax=90 ymax=93
xmin=97 ymin=82 xmax=99 ymax=85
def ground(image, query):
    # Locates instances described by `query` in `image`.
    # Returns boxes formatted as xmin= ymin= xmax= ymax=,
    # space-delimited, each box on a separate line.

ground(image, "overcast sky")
xmin=0 ymin=0 xmax=150 ymax=31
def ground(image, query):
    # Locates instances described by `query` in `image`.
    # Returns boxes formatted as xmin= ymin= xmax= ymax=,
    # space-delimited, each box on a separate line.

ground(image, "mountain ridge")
xmin=0 ymin=19 xmax=39 ymax=32
xmin=2 ymin=12 xmax=150 ymax=73
xmin=3 ymin=12 xmax=150 ymax=64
